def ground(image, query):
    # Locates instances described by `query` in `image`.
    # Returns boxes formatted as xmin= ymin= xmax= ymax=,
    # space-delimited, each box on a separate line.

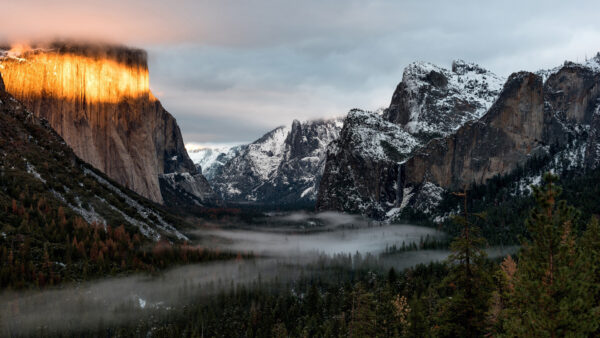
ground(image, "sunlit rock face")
xmin=0 ymin=42 xmax=203 ymax=204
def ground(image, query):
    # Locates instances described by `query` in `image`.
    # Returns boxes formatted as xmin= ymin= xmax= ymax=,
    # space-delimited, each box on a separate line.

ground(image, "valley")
xmin=1 ymin=32 xmax=600 ymax=336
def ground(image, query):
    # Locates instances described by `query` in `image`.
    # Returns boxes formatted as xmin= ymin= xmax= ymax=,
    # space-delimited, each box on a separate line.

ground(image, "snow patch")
xmin=84 ymin=168 xmax=187 ymax=241
xmin=25 ymin=162 xmax=46 ymax=183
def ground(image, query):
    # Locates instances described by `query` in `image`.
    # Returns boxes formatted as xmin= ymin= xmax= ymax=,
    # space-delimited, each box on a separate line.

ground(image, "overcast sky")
xmin=2 ymin=0 xmax=600 ymax=145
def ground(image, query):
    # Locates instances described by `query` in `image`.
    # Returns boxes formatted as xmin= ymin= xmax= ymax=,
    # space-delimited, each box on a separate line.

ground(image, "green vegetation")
xmin=2 ymin=90 xmax=599 ymax=336
xmin=8 ymin=174 xmax=599 ymax=337
xmin=0 ymin=91 xmax=245 ymax=290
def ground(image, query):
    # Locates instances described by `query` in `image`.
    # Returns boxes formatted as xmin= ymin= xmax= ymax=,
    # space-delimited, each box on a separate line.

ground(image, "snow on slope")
xmin=205 ymin=118 xmax=344 ymax=204
xmin=186 ymin=143 xmax=239 ymax=180
xmin=343 ymin=109 xmax=419 ymax=162
xmin=387 ymin=60 xmax=505 ymax=138
xmin=319 ymin=61 xmax=505 ymax=218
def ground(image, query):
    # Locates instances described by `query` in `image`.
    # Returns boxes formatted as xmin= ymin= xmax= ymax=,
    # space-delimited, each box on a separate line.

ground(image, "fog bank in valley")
xmin=1 ymin=212 xmax=518 ymax=335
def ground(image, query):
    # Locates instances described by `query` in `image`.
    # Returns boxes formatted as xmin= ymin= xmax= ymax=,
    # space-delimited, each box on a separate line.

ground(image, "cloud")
xmin=2 ymin=0 xmax=600 ymax=143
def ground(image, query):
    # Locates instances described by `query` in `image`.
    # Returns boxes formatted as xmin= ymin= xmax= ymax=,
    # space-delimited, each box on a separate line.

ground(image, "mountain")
xmin=317 ymin=60 xmax=504 ymax=217
xmin=318 ymin=54 xmax=600 ymax=219
xmin=316 ymin=109 xmax=420 ymax=217
xmin=0 ymin=70 xmax=187 ymax=241
xmin=0 ymin=42 xmax=218 ymax=206
xmin=186 ymin=144 xmax=238 ymax=180
xmin=202 ymin=118 xmax=343 ymax=206
xmin=384 ymin=60 xmax=504 ymax=141
xmin=396 ymin=56 xmax=600 ymax=215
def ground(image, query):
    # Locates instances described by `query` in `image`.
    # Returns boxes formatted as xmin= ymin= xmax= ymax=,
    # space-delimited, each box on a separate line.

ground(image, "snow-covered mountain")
xmin=317 ymin=60 xmax=505 ymax=218
xmin=384 ymin=60 xmax=504 ymax=140
xmin=198 ymin=118 xmax=343 ymax=206
xmin=318 ymin=54 xmax=600 ymax=220
xmin=316 ymin=109 xmax=422 ymax=217
xmin=186 ymin=144 xmax=239 ymax=180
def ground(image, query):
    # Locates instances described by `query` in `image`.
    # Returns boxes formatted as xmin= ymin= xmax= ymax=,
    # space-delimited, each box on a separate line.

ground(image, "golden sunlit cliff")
xmin=0 ymin=42 xmax=209 ymax=204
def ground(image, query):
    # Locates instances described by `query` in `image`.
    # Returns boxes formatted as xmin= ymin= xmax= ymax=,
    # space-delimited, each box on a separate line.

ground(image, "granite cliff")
xmin=0 ymin=42 xmax=217 ymax=205
xmin=0 ymin=70 xmax=187 ymax=240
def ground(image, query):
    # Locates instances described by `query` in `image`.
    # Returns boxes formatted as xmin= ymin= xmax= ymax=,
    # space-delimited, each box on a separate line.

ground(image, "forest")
xmin=3 ymin=173 xmax=600 ymax=337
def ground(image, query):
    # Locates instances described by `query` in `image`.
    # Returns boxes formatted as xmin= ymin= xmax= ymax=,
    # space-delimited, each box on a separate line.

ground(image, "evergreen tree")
xmin=433 ymin=189 xmax=493 ymax=338
xmin=578 ymin=217 xmax=600 ymax=335
xmin=502 ymin=173 xmax=597 ymax=336
xmin=486 ymin=255 xmax=517 ymax=335
xmin=348 ymin=283 xmax=376 ymax=338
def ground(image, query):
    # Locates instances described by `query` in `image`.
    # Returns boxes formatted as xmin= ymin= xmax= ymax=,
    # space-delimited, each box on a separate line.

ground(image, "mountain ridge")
xmin=197 ymin=117 xmax=343 ymax=206
xmin=318 ymin=53 xmax=600 ymax=219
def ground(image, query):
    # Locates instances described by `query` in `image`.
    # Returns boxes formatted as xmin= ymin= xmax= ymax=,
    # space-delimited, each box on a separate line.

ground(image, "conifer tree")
xmin=433 ymin=188 xmax=493 ymax=338
xmin=502 ymin=173 xmax=597 ymax=336
xmin=578 ymin=217 xmax=600 ymax=335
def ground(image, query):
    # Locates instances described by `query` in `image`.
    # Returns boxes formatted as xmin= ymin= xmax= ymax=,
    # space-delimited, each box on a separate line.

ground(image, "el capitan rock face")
xmin=0 ymin=42 xmax=216 ymax=205
xmin=0 ymin=70 xmax=187 ymax=240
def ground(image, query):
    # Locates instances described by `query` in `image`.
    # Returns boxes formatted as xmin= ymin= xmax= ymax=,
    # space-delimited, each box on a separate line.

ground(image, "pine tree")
xmin=349 ymin=283 xmax=376 ymax=338
xmin=487 ymin=255 xmax=517 ymax=335
xmin=433 ymin=188 xmax=493 ymax=338
xmin=502 ymin=173 xmax=597 ymax=336
xmin=578 ymin=217 xmax=600 ymax=335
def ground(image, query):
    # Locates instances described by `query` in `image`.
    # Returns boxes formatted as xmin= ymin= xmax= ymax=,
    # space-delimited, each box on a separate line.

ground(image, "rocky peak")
xmin=451 ymin=59 xmax=489 ymax=75
xmin=285 ymin=119 xmax=304 ymax=159
xmin=384 ymin=60 xmax=504 ymax=139
xmin=586 ymin=52 xmax=600 ymax=71
xmin=316 ymin=109 xmax=421 ymax=218
xmin=206 ymin=118 xmax=342 ymax=205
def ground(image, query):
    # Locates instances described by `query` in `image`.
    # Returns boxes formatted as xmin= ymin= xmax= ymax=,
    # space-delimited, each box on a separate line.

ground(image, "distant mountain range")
xmin=192 ymin=118 xmax=343 ymax=206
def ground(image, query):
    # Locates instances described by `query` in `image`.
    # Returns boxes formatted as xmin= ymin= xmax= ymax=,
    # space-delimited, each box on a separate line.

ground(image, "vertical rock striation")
xmin=0 ymin=42 xmax=215 ymax=204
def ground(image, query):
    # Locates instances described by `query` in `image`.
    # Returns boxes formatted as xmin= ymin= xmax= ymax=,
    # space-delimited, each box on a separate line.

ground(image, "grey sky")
xmin=2 ymin=0 xmax=600 ymax=144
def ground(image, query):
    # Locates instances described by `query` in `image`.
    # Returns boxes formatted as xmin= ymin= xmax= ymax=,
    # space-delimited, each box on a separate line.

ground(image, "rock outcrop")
xmin=316 ymin=109 xmax=419 ymax=217
xmin=397 ymin=59 xmax=600 ymax=214
xmin=0 ymin=42 xmax=217 ymax=205
xmin=400 ymin=72 xmax=546 ymax=191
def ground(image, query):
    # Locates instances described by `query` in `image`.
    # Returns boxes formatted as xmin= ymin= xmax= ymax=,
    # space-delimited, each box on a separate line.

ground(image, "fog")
xmin=0 ymin=212 xmax=518 ymax=335
xmin=196 ymin=224 xmax=442 ymax=256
